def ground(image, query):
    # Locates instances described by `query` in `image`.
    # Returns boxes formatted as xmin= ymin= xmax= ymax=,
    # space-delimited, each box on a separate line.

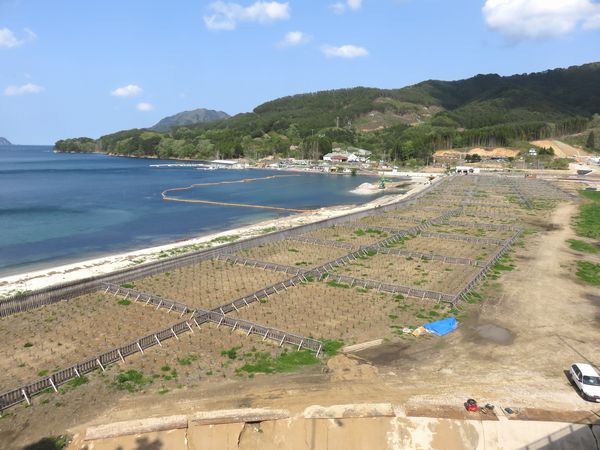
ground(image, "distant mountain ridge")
xmin=0 ymin=137 xmax=12 ymax=145
xmin=55 ymin=62 xmax=600 ymax=161
xmin=150 ymin=108 xmax=229 ymax=132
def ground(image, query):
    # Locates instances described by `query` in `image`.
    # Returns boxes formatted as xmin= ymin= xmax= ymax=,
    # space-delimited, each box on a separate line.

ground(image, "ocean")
xmin=0 ymin=145 xmax=385 ymax=276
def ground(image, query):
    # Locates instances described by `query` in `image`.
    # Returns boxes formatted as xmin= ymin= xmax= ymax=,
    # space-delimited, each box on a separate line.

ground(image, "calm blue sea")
xmin=0 ymin=145 xmax=383 ymax=276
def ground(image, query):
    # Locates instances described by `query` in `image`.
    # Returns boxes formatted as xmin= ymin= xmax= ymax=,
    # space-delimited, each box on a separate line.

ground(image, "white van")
xmin=569 ymin=363 xmax=600 ymax=402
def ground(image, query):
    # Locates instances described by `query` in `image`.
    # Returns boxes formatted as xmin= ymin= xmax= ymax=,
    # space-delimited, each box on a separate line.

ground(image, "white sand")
xmin=0 ymin=179 xmax=437 ymax=298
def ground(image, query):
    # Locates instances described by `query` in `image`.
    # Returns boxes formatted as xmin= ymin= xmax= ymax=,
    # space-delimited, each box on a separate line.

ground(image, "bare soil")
xmin=133 ymin=260 xmax=290 ymax=309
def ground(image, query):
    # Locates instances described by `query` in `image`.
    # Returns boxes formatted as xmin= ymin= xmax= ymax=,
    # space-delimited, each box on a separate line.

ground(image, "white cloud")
xmin=110 ymin=84 xmax=143 ymax=97
xmin=279 ymin=31 xmax=311 ymax=47
xmin=136 ymin=102 xmax=154 ymax=111
xmin=204 ymin=1 xmax=290 ymax=30
xmin=4 ymin=83 xmax=44 ymax=96
xmin=483 ymin=0 xmax=600 ymax=39
xmin=0 ymin=27 xmax=36 ymax=49
xmin=330 ymin=0 xmax=362 ymax=14
xmin=322 ymin=44 xmax=368 ymax=59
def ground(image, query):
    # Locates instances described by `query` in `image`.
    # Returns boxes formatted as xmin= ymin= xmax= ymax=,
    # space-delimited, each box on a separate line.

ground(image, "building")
xmin=210 ymin=160 xmax=245 ymax=169
xmin=323 ymin=148 xmax=371 ymax=163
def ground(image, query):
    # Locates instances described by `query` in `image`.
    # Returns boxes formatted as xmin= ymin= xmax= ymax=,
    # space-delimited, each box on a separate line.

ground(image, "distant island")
xmin=150 ymin=108 xmax=229 ymax=132
xmin=0 ymin=137 xmax=12 ymax=145
xmin=55 ymin=62 xmax=600 ymax=162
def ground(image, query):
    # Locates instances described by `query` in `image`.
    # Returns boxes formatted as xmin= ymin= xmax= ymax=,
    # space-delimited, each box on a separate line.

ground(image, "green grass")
xmin=113 ymin=370 xmax=152 ymax=392
xmin=287 ymin=248 xmax=300 ymax=252
xmin=321 ymin=339 xmax=344 ymax=356
xmin=575 ymin=261 xmax=600 ymax=286
xmin=23 ymin=342 xmax=33 ymax=348
xmin=117 ymin=299 xmax=131 ymax=306
xmin=177 ymin=355 xmax=199 ymax=366
xmin=567 ymin=239 xmax=600 ymax=254
xmin=120 ymin=282 xmax=135 ymax=289
xmin=238 ymin=350 xmax=319 ymax=374
xmin=221 ymin=346 xmax=241 ymax=360
xmin=326 ymin=280 xmax=350 ymax=289
xmin=574 ymin=191 xmax=600 ymax=239
xmin=211 ymin=235 xmax=240 ymax=244
xmin=67 ymin=375 xmax=88 ymax=388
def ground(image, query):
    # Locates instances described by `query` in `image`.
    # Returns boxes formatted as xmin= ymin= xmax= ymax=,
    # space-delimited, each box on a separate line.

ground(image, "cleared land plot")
xmin=133 ymin=260 xmax=290 ymax=310
xmin=427 ymin=223 xmax=514 ymax=239
xmin=106 ymin=323 xmax=283 ymax=389
xmin=382 ymin=208 xmax=444 ymax=220
xmin=231 ymin=282 xmax=448 ymax=345
xmin=348 ymin=216 xmax=424 ymax=230
xmin=236 ymin=240 xmax=349 ymax=268
xmin=460 ymin=205 xmax=523 ymax=219
xmin=0 ymin=293 xmax=175 ymax=392
xmin=387 ymin=235 xmax=497 ymax=261
xmin=454 ymin=213 xmax=520 ymax=225
xmin=331 ymin=253 xmax=480 ymax=295
xmin=302 ymin=225 xmax=388 ymax=247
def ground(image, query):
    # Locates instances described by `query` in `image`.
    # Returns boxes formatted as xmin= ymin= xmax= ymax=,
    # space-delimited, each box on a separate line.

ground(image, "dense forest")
xmin=55 ymin=62 xmax=600 ymax=163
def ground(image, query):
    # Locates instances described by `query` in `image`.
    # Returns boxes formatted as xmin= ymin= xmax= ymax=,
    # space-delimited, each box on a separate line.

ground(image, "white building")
xmin=210 ymin=160 xmax=245 ymax=169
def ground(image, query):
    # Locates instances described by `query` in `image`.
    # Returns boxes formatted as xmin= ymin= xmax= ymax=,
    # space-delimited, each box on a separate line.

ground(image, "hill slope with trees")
xmin=55 ymin=62 xmax=600 ymax=163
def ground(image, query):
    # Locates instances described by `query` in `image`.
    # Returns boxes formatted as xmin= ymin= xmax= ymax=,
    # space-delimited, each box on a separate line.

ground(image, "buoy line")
xmin=161 ymin=174 xmax=318 ymax=213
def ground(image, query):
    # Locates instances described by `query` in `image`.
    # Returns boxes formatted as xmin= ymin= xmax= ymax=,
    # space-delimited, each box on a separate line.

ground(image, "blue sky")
xmin=1 ymin=0 xmax=599 ymax=144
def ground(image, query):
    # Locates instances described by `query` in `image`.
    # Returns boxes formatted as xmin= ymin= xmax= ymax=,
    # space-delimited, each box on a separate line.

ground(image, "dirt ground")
xmin=2 ymin=181 xmax=600 ymax=449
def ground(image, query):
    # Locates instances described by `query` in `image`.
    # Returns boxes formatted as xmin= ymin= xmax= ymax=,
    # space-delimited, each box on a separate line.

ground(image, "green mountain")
xmin=55 ymin=62 xmax=600 ymax=162
xmin=0 ymin=137 xmax=12 ymax=145
xmin=150 ymin=108 xmax=229 ymax=132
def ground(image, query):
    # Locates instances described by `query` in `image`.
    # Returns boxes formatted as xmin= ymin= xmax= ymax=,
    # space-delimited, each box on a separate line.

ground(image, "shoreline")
xmin=0 ymin=178 xmax=437 ymax=298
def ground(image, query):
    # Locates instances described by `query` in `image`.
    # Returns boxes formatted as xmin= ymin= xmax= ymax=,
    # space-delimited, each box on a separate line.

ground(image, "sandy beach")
xmin=0 ymin=177 xmax=438 ymax=298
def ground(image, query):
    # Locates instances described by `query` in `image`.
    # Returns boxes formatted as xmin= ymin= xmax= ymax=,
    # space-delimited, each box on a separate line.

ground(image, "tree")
xmin=586 ymin=131 xmax=596 ymax=150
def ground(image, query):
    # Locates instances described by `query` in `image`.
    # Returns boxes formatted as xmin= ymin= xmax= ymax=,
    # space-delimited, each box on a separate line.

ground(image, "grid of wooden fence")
xmin=196 ymin=310 xmax=322 ymax=355
xmin=375 ymin=247 xmax=483 ymax=267
xmin=319 ymin=273 xmax=456 ymax=303
xmin=420 ymin=231 xmax=506 ymax=246
xmin=451 ymin=228 xmax=522 ymax=307
xmin=0 ymin=177 xmax=445 ymax=318
xmin=214 ymin=254 xmax=306 ymax=276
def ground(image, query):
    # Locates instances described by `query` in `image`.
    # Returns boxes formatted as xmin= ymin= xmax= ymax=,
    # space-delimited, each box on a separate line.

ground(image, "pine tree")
xmin=586 ymin=131 xmax=596 ymax=150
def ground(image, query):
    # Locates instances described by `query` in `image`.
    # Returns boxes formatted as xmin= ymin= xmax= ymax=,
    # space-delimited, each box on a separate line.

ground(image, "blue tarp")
xmin=423 ymin=317 xmax=458 ymax=336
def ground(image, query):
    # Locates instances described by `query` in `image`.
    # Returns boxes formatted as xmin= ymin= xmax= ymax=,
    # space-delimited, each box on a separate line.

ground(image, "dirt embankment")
xmin=530 ymin=140 xmax=591 ymax=158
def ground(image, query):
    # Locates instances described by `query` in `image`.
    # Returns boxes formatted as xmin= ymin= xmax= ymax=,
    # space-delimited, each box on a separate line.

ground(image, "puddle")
xmin=474 ymin=323 xmax=514 ymax=345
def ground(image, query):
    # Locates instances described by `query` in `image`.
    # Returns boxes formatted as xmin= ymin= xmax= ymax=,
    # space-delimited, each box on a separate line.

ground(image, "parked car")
xmin=569 ymin=363 xmax=600 ymax=402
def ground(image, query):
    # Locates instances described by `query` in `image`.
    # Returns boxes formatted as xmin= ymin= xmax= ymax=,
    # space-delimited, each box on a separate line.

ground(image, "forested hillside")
xmin=55 ymin=62 xmax=600 ymax=163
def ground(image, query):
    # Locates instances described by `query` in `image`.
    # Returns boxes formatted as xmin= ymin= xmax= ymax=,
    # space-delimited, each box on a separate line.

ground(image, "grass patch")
xmin=575 ymin=261 xmax=600 ymax=286
xmin=221 ymin=346 xmax=241 ymax=360
xmin=211 ymin=235 xmax=240 ymax=244
xmin=567 ymin=239 xmax=599 ymax=254
xmin=260 ymin=227 xmax=277 ymax=234
xmin=113 ymin=370 xmax=152 ymax=392
xmin=353 ymin=229 xmax=366 ymax=236
xmin=574 ymin=191 xmax=600 ymax=239
xmin=67 ymin=376 xmax=88 ymax=388
xmin=120 ymin=282 xmax=135 ymax=289
xmin=287 ymin=248 xmax=300 ymax=252
xmin=117 ymin=299 xmax=131 ymax=306
xmin=177 ymin=355 xmax=199 ymax=366
xmin=23 ymin=342 xmax=33 ymax=348
xmin=37 ymin=370 xmax=49 ymax=377
xmin=321 ymin=339 xmax=344 ymax=356
xmin=238 ymin=350 xmax=319 ymax=374
xmin=326 ymin=280 xmax=350 ymax=289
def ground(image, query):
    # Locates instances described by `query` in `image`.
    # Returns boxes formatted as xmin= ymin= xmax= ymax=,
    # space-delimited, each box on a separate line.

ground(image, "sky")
xmin=1 ymin=0 xmax=600 ymax=144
